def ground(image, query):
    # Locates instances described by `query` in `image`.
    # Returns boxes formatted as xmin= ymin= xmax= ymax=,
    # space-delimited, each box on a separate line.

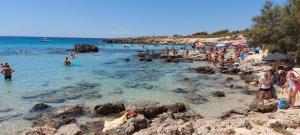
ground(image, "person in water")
xmin=1 ymin=64 xmax=14 ymax=80
xmin=0 ymin=63 xmax=5 ymax=70
xmin=70 ymin=53 xmax=77 ymax=59
xmin=64 ymin=57 xmax=71 ymax=66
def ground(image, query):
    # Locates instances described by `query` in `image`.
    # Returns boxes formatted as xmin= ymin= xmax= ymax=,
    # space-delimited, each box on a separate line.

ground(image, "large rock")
xmin=33 ymin=117 xmax=77 ymax=129
xmin=133 ymin=112 xmax=199 ymax=135
xmin=49 ymin=105 xmax=84 ymax=119
xmin=54 ymin=124 xmax=83 ymax=135
xmin=249 ymin=99 xmax=277 ymax=113
xmin=105 ymin=114 xmax=150 ymax=135
xmin=128 ymin=102 xmax=187 ymax=119
xmin=94 ymin=103 xmax=125 ymax=116
xmin=167 ymin=103 xmax=187 ymax=113
xmin=22 ymin=126 xmax=56 ymax=135
xmin=74 ymin=44 xmax=99 ymax=53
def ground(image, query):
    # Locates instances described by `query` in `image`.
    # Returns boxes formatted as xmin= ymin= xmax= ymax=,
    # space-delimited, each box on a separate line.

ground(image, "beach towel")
xmin=102 ymin=115 xmax=127 ymax=132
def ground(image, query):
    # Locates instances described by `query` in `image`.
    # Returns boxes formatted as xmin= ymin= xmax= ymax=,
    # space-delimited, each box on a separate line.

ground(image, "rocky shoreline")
xmin=103 ymin=35 xmax=240 ymax=45
xmin=20 ymin=100 xmax=300 ymax=135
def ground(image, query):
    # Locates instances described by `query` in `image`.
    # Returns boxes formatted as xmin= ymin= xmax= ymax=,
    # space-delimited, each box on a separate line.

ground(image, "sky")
xmin=0 ymin=0 xmax=286 ymax=38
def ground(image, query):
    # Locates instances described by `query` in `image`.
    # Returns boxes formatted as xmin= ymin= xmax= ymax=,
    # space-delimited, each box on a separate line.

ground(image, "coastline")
xmin=103 ymin=34 xmax=244 ymax=45
xmin=0 ymin=39 xmax=299 ymax=135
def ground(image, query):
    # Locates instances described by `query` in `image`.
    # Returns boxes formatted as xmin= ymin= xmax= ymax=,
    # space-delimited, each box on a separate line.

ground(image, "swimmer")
xmin=64 ymin=57 xmax=71 ymax=66
xmin=70 ymin=53 xmax=77 ymax=59
xmin=0 ymin=63 xmax=4 ymax=70
xmin=1 ymin=64 xmax=14 ymax=81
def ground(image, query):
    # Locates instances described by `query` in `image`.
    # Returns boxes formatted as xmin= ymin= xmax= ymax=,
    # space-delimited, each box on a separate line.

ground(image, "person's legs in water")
xmin=4 ymin=74 xmax=12 ymax=81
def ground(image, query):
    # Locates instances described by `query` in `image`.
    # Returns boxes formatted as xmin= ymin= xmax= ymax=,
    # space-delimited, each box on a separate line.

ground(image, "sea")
xmin=0 ymin=36 xmax=253 ymax=134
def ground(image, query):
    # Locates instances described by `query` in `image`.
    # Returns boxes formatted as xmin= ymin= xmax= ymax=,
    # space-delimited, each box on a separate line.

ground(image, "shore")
xmin=20 ymin=101 xmax=300 ymax=135
xmin=19 ymin=48 xmax=300 ymax=135
xmin=103 ymin=34 xmax=244 ymax=45
xmin=0 ymin=41 xmax=299 ymax=134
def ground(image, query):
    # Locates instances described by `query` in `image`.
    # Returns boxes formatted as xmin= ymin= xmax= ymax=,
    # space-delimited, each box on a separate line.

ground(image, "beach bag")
xmin=278 ymin=98 xmax=289 ymax=109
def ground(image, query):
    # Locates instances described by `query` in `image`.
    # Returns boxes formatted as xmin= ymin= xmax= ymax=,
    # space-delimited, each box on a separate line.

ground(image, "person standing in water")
xmin=1 ymin=64 xmax=14 ymax=81
xmin=64 ymin=57 xmax=71 ymax=66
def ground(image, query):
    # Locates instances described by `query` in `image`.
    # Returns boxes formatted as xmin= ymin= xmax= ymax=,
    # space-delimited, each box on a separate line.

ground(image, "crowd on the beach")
xmin=158 ymin=42 xmax=299 ymax=109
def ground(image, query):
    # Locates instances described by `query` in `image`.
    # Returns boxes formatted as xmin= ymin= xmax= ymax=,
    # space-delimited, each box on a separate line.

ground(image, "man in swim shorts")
xmin=1 ymin=65 xmax=14 ymax=81
xmin=64 ymin=57 xmax=71 ymax=66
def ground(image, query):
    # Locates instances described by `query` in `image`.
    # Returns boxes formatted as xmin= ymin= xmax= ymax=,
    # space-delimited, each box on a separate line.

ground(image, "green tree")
xmin=246 ymin=0 xmax=300 ymax=55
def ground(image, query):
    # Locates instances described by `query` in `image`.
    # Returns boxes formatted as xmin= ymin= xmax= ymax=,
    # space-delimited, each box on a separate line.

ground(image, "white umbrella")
xmin=216 ymin=43 xmax=226 ymax=47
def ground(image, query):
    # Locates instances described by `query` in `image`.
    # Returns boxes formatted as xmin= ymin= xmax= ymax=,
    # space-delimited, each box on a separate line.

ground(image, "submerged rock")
xmin=65 ymin=93 xmax=82 ymax=100
xmin=0 ymin=107 xmax=14 ymax=113
xmin=172 ymin=88 xmax=189 ymax=94
xmin=193 ymin=66 xmax=215 ymax=74
xmin=30 ymin=103 xmax=52 ymax=112
xmin=42 ymin=97 xmax=66 ymax=103
xmin=211 ymin=91 xmax=226 ymax=97
xmin=76 ymin=82 xmax=99 ymax=90
xmin=184 ymin=94 xmax=208 ymax=105
xmin=94 ymin=103 xmax=125 ymax=116
xmin=21 ymin=90 xmax=57 ymax=99
xmin=0 ymin=113 xmax=23 ymax=123
xmin=139 ymin=57 xmax=152 ymax=62
xmin=23 ymin=113 xmax=43 ymax=121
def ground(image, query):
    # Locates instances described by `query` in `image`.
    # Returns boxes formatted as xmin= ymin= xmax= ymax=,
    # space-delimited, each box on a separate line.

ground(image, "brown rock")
xmin=74 ymin=44 xmax=99 ymax=53
xmin=54 ymin=124 xmax=83 ymax=135
xmin=22 ymin=126 xmax=56 ymax=135
xmin=94 ymin=103 xmax=125 ymax=116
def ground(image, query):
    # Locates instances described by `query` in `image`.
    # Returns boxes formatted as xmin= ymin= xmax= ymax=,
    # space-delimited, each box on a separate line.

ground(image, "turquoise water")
xmin=0 ymin=37 xmax=253 ymax=134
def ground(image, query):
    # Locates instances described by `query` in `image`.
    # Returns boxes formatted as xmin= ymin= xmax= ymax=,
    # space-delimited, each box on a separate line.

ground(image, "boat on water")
xmin=40 ymin=37 xmax=50 ymax=42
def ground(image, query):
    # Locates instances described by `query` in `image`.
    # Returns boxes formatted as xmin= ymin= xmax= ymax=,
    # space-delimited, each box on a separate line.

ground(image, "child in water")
xmin=64 ymin=57 xmax=71 ymax=66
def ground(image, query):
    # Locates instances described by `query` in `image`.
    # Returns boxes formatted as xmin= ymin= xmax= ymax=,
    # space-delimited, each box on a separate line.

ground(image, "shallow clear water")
xmin=0 ymin=37 xmax=253 ymax=134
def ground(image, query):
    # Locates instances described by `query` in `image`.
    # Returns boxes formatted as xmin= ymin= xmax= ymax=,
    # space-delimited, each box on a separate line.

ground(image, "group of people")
xmin=0 ymin=63 xmax=14 ymax=81
xmin=258 ymin=66 xmax=300 ymax=109
xmin=162 ymin=47 xmax=190 ymax=57
xmin=64 ymin=53 xmax=77 ymax=66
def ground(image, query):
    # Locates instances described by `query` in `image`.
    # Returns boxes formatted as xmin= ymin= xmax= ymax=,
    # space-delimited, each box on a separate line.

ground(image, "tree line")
xmin=246 ymin=0 xmax=300 ymax=56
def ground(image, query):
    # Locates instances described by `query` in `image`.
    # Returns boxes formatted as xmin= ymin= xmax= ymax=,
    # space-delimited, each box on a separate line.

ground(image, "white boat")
xmin=40 ymin=38 xmax=50 ymax=42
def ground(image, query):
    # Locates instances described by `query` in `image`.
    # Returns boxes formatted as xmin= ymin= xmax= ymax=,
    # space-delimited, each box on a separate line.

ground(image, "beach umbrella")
xmin=263 ymin=52 xmax=294 ymax=66
xmin=215 ymin=43 xmax=226 ymax=47
xmin=262 ymin=52 xmax=293 ymax=61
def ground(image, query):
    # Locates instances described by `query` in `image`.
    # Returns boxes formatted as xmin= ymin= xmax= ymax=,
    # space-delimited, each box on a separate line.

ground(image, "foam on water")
xmin=0 ymin=37 xmax=254 ymax=134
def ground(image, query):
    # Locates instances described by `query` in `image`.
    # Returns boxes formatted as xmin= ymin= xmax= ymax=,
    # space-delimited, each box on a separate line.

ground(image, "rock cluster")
xmin=193 ymin=66 xmax=215 ymax=74
xmin=74 ymin=44 xmax=99 ymax=53
xmin=20 ymin=100 xmax=300 ymax=135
